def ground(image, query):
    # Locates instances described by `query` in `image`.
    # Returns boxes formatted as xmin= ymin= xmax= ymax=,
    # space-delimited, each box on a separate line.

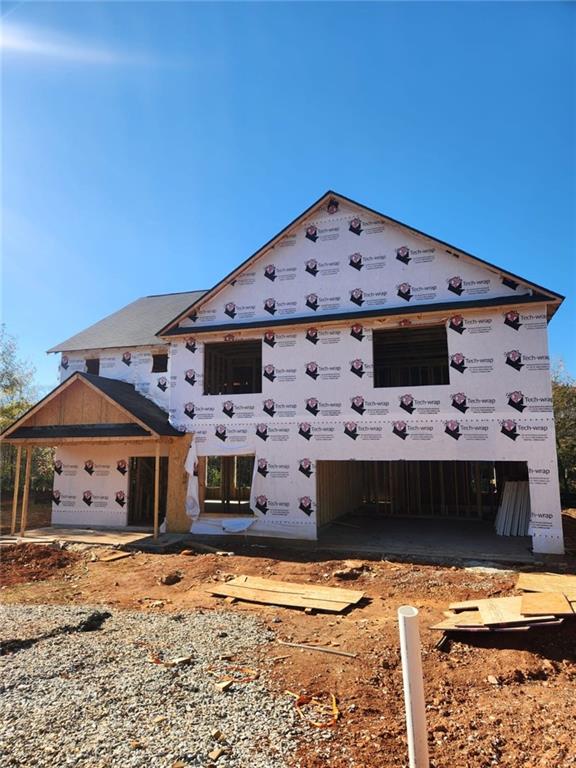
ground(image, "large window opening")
xmin=204 ymin=455 xmax=254 ymax=514
xmin=373 ymin=326 xmax=449 ymax=388
xmin=204 ymin=341 xmax=262 ymax=395
xmin=152 ymin=353 xmax=168 ymax=373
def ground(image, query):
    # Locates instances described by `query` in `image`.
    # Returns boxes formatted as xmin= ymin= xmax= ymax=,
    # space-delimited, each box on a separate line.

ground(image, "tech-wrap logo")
xmin=349 ymin=217 xmax=363 ymax=236
xmin=504 ymin=310 xmax=522 ymax=331
xmin=224 ymin=302 xmax=236 ymax=319
xmin=115 ymin=491 xmax=126 ymax=507
xmin=222 ymin=401 xmax=235 ymax=418
xmin=306 ymin=327 xmax=318 ymax=344
xmin=505 ymin=350 xmax=524 ymax=371
xmin=444 ymin=420 xmax=461 ymax=440
xmin=215 ymin=425 xmax=227 ymax=442
xmin=500 ymin=419 xmax=519 ymax=440
xmin=54 ymin=459 xmax=63 ymax=475
xmin=350 ymin=323 xmax=364 ymax=341
xmin=451 ymin=393 xmax=468 ymax=413
xmin=305 ymin=362 xmax=319 ymax=380
xmin=305 ymin=225 xmax=319 ymax=243
xmin=448 ymin=315 xmax=466 ymax=334
xmin=299 ymin=458 xmax=313 ymax=478
xmin=263 ymin=298 xmax=277 ymax=315
xmin=399 ymin=394 xmax=415 ymax=414
xmin=52 ymin=490 xmax=61 ymax=505
xmin=305 ymin=293 xmax=319 ymax=311
xmin=305 ymin=258 xmax=318 ymax=276
xmin=350 ymin=288 xmax=364 ymax=307
xmin=298 ymin=422 xmax=312 ymax=440
xmin=184 ymin=403 xmax=195 ymax=419
xmin=506 ymin=391 xmax=552 ymax=413
xmin=184 ymin=369 xmax=197 ymax=386
xmin=61 ymin=355 xmax=69 ymax=370
xmin=122 ymin=351 xmax=132 ymax=366
xmin=397 ymin=282 xmax=412 ymax=302
xmin=84 ymin=460 xmax=94 ymax=476
xmin=305 ymin=397 xmax=319 ymax=416
xmin=450 ymin=353 xmax=467 ymax=374
xmin=117 ymin=459 xmax=127 ymax=475
xmin=344 ymin=421 xmax=358 ymax=440
xmin=349 ymin=252 xmax=363 ymax=271
xmin=264 ymin=331 xmax=276 ymax=347
xmin=264 ymin=264 xmax=277 ymax=282
xmin=351 ymin=395 xmax=365 ymax=415
xmin=263 ymin=364 xmax=276 ymax=382
xmin=299 ymin=496 xmax=314 ymax=516
xmin=157 ymin=376 xmax=168 ymax=392
xmin=263 ymin=399 xmax=276 ymax=417
xmin=254 ymin=494 xmax=269 ymax=514
xmin=507 ymin=391 xmax=526 ymax=412
xmin=82 ymin=490 xmax=93 ymax=506
xmin=447 ymin=276 xmax=465 ymax=296
xmin=327 ymin=197 xmax=339 ymax=214
xmin=396 ymin=246 xmax=411 ymax=264
xmin=350 ymin=359 xmax=365 ymax=378
xmin=392 ymin=421 xmax=408 ymax=440
xmin=257 ymin=458 xmax=268 ymax=477
xmin=256 ymin=423 xmax=268 ymax=441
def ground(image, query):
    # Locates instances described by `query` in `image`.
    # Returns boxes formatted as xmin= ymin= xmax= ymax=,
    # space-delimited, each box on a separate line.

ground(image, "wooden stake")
xmin=11 ymin=445 xmax=22 ymax=535
xmin=153 ymin=442 xmax=160 ymax=540
xmin=20 ymin=447 xmax=33 ymax=537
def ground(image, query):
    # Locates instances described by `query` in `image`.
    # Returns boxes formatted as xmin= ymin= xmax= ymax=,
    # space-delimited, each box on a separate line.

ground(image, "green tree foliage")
xmin=552 ymin=361 xmax=576 ymax=496
xmin=1 ymin=326 xmax=54 ymax=494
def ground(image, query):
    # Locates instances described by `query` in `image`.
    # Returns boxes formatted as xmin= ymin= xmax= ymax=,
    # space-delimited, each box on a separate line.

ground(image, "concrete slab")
xmin=318 ymin=516 xmax=536 ymax=565
xmin=2 ymin=527 xmax=154 ymax=548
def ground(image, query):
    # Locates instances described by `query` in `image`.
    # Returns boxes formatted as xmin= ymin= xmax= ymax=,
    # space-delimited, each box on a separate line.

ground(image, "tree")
xmin=551 ymin=361 xmax=576 ymax=497
xmin=0 ymin=326 xmax=53 ymax=494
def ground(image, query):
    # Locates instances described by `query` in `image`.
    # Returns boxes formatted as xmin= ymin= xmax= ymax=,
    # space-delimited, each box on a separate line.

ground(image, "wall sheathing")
xmin=52 ymin=442 xmax=170 ymax=528
xmin=165 ymin=199 xmax=562 ymax=554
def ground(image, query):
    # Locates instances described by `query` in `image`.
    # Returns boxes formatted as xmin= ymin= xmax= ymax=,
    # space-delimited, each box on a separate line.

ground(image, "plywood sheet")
xmin=517 ymin=572 xmax=576 ymax=600
xmin=207 ymin=575 xmax=364 ymax=613
xmin=520 ymin=591 xmax=574 ymax=616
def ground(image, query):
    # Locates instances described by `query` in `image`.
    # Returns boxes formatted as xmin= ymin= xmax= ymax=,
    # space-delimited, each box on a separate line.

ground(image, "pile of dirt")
xmin=0 ymin=543 xmax=81 ymax=587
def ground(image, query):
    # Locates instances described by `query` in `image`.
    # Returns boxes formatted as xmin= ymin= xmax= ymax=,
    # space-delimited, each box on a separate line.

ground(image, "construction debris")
xmin=516 ymin=572 xmax=576 ymax=601
xmin=286 ymin=691 xmax=341 ymax=728
xmin=206 ymin=575 xmax=364 ymax=613
xmin=97 ymin=551 xmax=133 ymax=563
xmin=159 ymin=572 xmax=182 ymax=586
xmin=434 ymin=575 xmax=575 ymax=634
xmin=277 ymin=640 xmax=358 ymax=658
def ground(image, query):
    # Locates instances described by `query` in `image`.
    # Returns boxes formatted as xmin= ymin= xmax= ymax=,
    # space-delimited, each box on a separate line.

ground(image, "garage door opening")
xmin=317 ymin=460 xmax=533 ymax=560
xmin=317 ymin=460 xmax=529 ymax=524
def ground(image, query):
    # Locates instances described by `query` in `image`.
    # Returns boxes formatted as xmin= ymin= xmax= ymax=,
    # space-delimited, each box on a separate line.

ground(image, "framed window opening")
xmin=152 ymin=353 xmax=168 ymax=373
xmin=85 ymin=358 xmax=100 ymax=375
xmin=203 ymin=340 xmax=262 ymax=395
xmin=373 ymin=325 xmax=449 ymax=388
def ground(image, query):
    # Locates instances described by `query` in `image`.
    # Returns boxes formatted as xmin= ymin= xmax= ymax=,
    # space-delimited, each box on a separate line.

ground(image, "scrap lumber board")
xmin=520 ymin=591 xmax=574 ymax=616
xmin=206 ymin=575 xmax=364 ymax=613
xmin=517 ymin=572 xmax=576 ymax=600
xmin=448 ymin=597 xmax=556 ymax=626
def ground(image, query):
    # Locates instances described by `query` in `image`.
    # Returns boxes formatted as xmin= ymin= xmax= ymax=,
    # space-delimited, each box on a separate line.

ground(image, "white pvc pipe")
xmin=398 ymin=605 xmax=430 ymax=768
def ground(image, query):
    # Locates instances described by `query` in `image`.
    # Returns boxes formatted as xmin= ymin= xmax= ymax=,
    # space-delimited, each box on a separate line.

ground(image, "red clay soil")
xmin=0 ymin=543 xmax=81 ymax=587
xmin=1 ymin=545 xmax=575 ymax=768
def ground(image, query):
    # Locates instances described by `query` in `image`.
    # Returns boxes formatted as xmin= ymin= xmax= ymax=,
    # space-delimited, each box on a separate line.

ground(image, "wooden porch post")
xmin=20 ymin=447 xmax=33 ymax=537
xmin=10 ymin=445 xmax=22 ymax=535
xmin=153 ymin=442 xmax=160 ymax=540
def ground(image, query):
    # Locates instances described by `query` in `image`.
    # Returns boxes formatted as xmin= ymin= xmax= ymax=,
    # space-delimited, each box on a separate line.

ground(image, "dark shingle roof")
xmin=47 ymin=290 xmax=206 ymax=353
xmin=79 ymin=373 xmax=183 ymax=436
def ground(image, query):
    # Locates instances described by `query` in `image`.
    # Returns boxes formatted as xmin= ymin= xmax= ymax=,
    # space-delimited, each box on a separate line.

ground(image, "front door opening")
xmin=128 ymin=456 xmax=168 ymax=526
xmin=204 ymin=455 xmax=254 ymax=514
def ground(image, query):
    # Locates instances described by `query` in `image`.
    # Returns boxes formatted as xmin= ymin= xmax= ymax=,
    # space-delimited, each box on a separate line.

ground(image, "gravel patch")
xmin=0 ymin=604 xmax=321 ymax=767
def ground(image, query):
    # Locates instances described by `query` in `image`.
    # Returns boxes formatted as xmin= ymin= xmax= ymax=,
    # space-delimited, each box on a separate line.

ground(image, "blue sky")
xmin=2 ymin=1 xmax=574 ymax=392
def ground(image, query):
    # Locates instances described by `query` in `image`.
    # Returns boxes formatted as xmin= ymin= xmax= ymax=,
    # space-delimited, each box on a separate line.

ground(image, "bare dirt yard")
xmin=1 ymin=541 xmax=575 ymax=768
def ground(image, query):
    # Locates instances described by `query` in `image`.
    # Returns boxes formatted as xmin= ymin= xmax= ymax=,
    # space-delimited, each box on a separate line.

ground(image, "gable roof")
xmin=48 ymin=290 xmax=207 ymax=353
xmin=158 ymin=190 xmax=564 ymax=335
xmin=0 ymin=372 xmax=184 ymax=441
